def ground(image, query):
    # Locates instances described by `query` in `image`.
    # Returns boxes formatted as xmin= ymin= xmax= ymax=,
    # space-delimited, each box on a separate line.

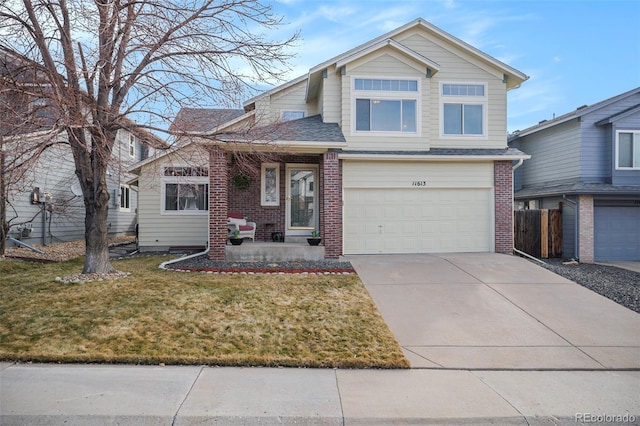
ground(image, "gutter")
xmin=338 ymin=153 xmax=530 ymax=162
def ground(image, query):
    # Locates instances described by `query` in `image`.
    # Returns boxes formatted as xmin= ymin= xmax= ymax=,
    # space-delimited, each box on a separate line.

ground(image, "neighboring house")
xmin=130 ymin=18 xmax=530 ymax=260
xmin=509 ymin=87 xmax=640 ymax=262
xmin=1 ymin=46 xmax=166 ymax=247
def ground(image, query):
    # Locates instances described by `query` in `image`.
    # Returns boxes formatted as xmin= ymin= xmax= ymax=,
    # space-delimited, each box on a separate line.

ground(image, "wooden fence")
xmin=514 ymin=209 xmax=562 ymax=258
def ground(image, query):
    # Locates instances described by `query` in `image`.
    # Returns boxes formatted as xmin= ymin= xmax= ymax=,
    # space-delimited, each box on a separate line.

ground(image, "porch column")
xmin=322 ymin=151 xmax=342 ymax=259
xmin=578 ymin=194 xmax=594 ymax=263
xmin=494 ymin=161 xmax=514 ymax=254
xmin=209 ymin=146 xmax=228 ymax=260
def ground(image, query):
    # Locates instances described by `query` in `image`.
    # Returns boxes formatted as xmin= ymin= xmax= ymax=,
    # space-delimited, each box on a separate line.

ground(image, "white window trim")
xmin=439 ymin=81 xmax=488 ymax=139
xmin=161 ymin=175 xmax=209 ymax=215
xmin=128 ymin=134 xmax=136 ymax=158
xmin=280 ymin=110 xmax=306 ymax=122
xmin=119 ymin=184 xmax=131 ymax=212
xmin=351 ymin=75 xmax=421 ymax=137
xmin=261 ymin=163 xmax=280 ymax=206
xmin=615 ymin=130 xmax=640 ymax=170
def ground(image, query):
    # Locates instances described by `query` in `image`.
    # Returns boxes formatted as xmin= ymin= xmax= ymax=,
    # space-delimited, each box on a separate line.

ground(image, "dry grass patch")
xmin=0 ymin=256 xmax=409 ymax=368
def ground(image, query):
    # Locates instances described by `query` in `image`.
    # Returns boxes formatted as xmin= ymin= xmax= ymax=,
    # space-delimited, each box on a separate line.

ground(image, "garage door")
xmin=342 ymin=161 xmax=494 ymax=255
xmin=594 ymin=206 xmax=640 ymax=261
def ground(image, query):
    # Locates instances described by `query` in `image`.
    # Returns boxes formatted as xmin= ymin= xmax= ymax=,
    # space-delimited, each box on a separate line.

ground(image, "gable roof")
xmin=245 ymin=18 xmax=528 ymax=109
xmin=595 ymin=104 xmax=640 ymax=126
xmin=509 ymin=86 xmax=640 ymax=140
xmin=170 ymin=107 xmax=247 ymax=134
xmin=215 ymin=114 xmax=346 ymax=143
xmin=334 ymin=38 xmax=440 ymax=74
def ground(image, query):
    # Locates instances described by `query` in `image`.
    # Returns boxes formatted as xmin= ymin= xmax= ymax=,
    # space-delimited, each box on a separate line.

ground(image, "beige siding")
xmin=322 ymin=65 xmax=341 ymax=123
xmin=137 ymin=145 xmax=209 ymax=250
xmin=342 ymin=161 xmax=494 ymax=188
xmin=342 ymin=51 xmax=430 ymax=150
xmin=269 ymin=80 xmax=313 ymax=121
xmin=398 ymin=32 xmax=507 ymax=149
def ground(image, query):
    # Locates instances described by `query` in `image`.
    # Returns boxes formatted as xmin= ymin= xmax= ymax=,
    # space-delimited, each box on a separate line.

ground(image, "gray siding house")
xmin=509 ymin=87 xmax=640 ymax=262
xmin=4 ymin=128 xmax=163 ymax=247
xmin=1 ymin=46 xmax=166 ymax=249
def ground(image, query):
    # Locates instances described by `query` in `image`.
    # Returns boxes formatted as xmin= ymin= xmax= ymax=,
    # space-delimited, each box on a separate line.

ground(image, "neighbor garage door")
xmin=594 ymin=206 xmax=640 ymax=261
xmin=342 ymin=161 xmax=494 ymax=255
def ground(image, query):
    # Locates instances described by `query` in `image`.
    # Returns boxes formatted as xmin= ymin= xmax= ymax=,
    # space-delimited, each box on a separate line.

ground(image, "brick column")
xmin=322 ymin=151 xmax=342 ymax=259
xmin=578 ymin=194 xmax=594 ymax=263
xmin=494 ymin=161 xmax=514 ymax=254
xmin=209 ymin=146 xmax=228 ymax=260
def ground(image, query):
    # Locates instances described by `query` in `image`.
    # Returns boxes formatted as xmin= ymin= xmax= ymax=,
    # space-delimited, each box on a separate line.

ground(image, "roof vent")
xmin=538 ymin=119 xmax=547 ymax=124
xmin=576 ymin=104 xmax=588 ymax=110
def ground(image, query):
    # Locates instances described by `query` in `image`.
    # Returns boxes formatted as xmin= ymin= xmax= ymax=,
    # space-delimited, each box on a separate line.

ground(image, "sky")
xmin=263 ymin=0 xmax=640 ymax=133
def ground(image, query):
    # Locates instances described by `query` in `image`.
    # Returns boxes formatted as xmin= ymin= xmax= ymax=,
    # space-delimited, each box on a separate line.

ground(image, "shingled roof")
xmin=194 ymin=113 xmax=347 ymax=143
xmin=170 ymin=108 xmax=246 ymax=133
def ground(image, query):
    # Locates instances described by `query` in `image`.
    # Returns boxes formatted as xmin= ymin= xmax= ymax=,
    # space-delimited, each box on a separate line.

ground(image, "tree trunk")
xmin=83 ymin=190 xmax=115 ymax=274
xmin=68 ymin=127 xmax=117 ymax=274
xmin=0 ymin=147 xmax=7 ymax=257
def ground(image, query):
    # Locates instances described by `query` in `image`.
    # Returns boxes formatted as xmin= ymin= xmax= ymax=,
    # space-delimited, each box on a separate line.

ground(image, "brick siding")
xmin=208 ymin=146 xmax=228 ymax=260
xmin=578 ymin=194 xmax=594 ymax=263
xmin=494 ymin=161 xmax=514 ymax=254
xmin=226 ymin=154 xmax=320 ymax=241
xmin=321 ymin=152 xmax=342 ymax=259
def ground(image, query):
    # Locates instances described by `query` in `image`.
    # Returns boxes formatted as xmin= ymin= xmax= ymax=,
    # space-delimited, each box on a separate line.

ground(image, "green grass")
xmin=0 ymin=256 xmax=409 ymax=368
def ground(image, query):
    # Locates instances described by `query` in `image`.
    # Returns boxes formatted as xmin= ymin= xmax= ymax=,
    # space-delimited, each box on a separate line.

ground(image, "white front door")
xmin=286 ymin=164 xmax=318 ymax=236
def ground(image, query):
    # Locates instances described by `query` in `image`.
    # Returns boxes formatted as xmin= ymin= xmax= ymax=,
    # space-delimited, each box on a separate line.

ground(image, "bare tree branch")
xmin=0 ymin=0 xmax=297 ymax=271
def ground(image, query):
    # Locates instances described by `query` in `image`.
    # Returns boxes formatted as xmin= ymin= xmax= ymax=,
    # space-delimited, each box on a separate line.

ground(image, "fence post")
xmin=540 ymin=209 xmax=549 ymax=258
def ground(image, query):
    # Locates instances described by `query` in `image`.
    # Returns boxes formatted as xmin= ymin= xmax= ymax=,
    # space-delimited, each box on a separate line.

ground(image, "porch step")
xmin=225 ymin=242 xmax=325 ymax=262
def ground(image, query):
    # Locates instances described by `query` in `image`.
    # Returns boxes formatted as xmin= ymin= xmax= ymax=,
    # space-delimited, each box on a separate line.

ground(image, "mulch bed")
xmin=164 ymin=256 xmax=355 ymax=275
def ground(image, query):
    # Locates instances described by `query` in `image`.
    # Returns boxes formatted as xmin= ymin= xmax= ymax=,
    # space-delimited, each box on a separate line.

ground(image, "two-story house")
xmin=1 ymin=46 xmax=166 ymax=248
xmin=509 ymin=88 xmax=640 ymax=262
xmin=130 ymin=18 xmax=529 ymax=260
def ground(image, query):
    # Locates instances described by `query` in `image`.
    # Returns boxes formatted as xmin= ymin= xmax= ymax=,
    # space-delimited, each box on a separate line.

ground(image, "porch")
xmin=225 ymin=240 xmax=325 ymax=262
xmin=208 ymin=147 xmax=342 ymax=261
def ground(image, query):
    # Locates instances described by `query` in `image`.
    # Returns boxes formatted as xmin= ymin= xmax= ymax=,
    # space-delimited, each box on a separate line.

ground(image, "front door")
xmin=286 ymin=164 xmax=318 ymax=236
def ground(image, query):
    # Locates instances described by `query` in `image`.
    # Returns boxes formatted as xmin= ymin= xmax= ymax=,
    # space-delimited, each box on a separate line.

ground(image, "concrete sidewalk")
xmin=2 ymin=253 xmax=639 ymax=424
xmin=2 ymin=363 xmax=638 ymax=425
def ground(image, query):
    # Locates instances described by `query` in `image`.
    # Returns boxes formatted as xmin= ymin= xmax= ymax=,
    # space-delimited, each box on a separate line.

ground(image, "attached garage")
xmin=342 ymin=160 xmax=495 ymax=254
xmin=594 ymin=204 xmax=640 ymax=261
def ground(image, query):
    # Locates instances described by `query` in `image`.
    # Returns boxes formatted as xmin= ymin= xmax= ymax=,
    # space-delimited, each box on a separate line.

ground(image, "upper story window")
xmin=353 ymin=77 xmax=419 ymax=134
xmin=281 ymin=111 xmax=305 ymax=122
xmin=162 ymin=166 xmax=209 ymax=214
xmin=128 ymin=134 xmax=136 ymax=158
xmin=616 ymin=131 xmax=640 ymax=169
xmin=441 ymin=83 xmax=487 ymax=137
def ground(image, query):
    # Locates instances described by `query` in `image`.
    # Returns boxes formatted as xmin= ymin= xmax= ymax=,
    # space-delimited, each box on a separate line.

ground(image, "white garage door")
xmin=342 ymin=161 xmax=494 ymax=255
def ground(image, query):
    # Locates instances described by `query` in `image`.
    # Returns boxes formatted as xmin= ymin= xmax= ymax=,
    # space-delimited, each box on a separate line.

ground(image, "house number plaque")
xmin=411 ymin=181 xmax=427 ymax=187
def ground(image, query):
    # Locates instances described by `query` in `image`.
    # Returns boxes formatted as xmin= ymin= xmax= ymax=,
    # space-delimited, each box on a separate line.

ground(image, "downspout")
xmin=511 ymin=158 xmax=526 ymax=257
xmin=159 ymin=180 xmax=211 ymax=270
xmin=41 ymin=201 xmax=46 ymax=246
xmin=511 ymin=158 xmax=524 ymax=171
xmin=562 ymin=194 xmax=579 ymax=260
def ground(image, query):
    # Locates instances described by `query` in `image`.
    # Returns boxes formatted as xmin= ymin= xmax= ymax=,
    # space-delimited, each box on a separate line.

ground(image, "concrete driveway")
xmin=348 ymin=253 xmax=640 ymax=370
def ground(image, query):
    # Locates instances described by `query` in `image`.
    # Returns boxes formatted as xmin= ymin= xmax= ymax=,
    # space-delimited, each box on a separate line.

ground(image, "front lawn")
xmin=0 ymin=256 xmax=408 ymax=368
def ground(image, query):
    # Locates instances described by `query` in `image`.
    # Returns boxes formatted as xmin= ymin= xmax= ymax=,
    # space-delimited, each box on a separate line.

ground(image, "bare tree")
xmin=1 ymin=47 xmax=65 ymax=256
xmin=0 ymin=0 xmax=297 ymax=273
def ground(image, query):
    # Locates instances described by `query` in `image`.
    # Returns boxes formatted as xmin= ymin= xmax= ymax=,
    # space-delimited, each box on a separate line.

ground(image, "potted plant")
xmin=229 ymin=228 xmax=244 ymax=245
xmin=307 ymin=229 xmax=321 ymax=246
